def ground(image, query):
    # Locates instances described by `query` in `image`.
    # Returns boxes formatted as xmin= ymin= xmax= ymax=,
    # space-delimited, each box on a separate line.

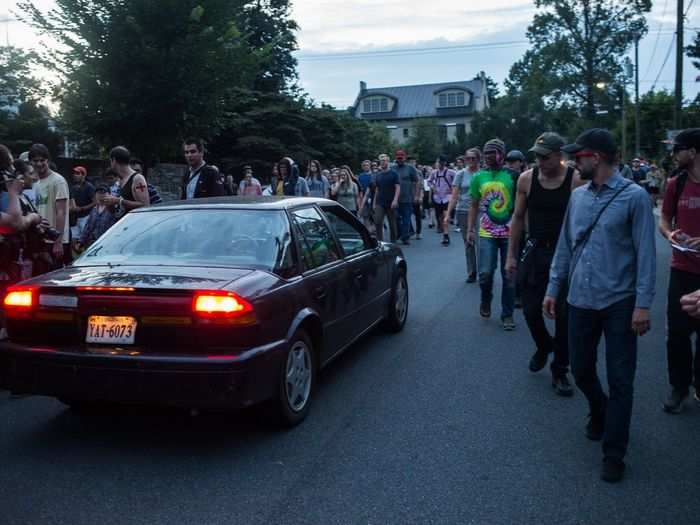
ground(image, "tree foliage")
xmin=508 ymin=0 xmax=650 ymax=120
xmin=17 ymin=0 xmax=290 ymax=162
xmin=0 ymin=46 xmax=44 ymax=107
xmin=209 ymin=91 xmax=398 ymax=180
xmin=0 ymin=45 xmax=60 ymax=156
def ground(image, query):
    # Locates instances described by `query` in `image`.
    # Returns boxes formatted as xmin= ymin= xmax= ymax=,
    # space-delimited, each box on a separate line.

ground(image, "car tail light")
xmin=4 ymin=287 xmax=36 ymax=319
xmin=193 ymin=291 xmax=256 ymax=325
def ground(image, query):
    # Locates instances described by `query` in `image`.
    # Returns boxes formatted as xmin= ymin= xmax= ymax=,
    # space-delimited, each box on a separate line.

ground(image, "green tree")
xmin=242 ymin=0 xmax=299 ymax=94
xmin=0 ymin=46 xmax=43 ymax=107
xmin=17 ymin=0 xmax=281 ymax=162
xmin=687 ymin=31 xmax=700 ymax=71
xmin=509 ymin=0 xmax=650 ymax=121
xmin=406 ymin=119 xmax=442 ymax=165
xmin=209 ymin=91 xmax=399 ymax=180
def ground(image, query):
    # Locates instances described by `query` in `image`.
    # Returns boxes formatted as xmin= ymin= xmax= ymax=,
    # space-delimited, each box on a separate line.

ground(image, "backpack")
xmin=667 ymin=170 xmax=688 ymax=227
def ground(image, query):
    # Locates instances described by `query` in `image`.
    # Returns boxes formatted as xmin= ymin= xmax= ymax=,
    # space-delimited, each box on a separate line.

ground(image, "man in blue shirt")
xmin=544 ymin=129 xmax=656 ymax=483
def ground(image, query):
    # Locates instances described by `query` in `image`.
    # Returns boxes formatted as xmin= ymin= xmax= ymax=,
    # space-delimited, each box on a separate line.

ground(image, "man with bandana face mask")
xmin=544 ymin=128 xmax=656 ymax=483
xmin=467 ymin=138 xmax=516 ymax=330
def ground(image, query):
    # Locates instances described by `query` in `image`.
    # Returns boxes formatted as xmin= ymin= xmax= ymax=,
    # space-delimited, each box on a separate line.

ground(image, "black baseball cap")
xmin=671 ymin=128 xmax=700 ymax=151
xmin=562 ymin=128 xmax=617 ymax=159
xmin=505 ymin=150 xmax=526 ymax=162
xmin=529 ymin=132 xmax=565 ymax=156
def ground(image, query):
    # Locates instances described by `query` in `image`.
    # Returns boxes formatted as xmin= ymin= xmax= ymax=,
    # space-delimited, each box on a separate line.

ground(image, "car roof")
xmin=133 ymin=196 xmax=339 ymax=213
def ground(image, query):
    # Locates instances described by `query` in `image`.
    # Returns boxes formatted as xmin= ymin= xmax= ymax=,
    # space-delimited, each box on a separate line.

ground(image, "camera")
xmin=38 ymin=226 xmax=61 ymax=241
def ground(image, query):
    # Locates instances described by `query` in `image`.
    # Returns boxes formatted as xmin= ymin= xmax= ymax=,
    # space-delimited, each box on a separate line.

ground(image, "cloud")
xmin=292 ymin=0 xmax=533 ymax=52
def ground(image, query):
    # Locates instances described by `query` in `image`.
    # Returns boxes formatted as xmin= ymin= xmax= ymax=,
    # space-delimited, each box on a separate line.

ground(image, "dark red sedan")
xmin=0 ymin=197 xmax=408 ymax=426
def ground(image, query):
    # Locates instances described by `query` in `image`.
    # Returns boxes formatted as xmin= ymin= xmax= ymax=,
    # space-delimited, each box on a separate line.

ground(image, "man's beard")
xmin=580 ymin=166 xmax=595 ymax=180
xmin=676 ymin=157 xmax=693 ymax=170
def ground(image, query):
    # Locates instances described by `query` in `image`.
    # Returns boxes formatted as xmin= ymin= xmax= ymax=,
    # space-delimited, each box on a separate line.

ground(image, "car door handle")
xmin=353 ymin=270 xmax=364 ymax=280
xmin=314 ymin=286 xmax=326 ymax=300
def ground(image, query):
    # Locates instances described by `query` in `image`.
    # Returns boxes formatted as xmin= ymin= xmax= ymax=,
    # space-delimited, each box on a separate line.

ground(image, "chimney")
xmin=360 ymin=81 xmax=367 ymax=93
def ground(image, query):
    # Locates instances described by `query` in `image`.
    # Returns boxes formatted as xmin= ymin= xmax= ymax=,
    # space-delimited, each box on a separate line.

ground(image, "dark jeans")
xmin=397 ymin=202 xmax=413 ymax=242
xmin=569 ymin=295 xmax=637 ymax=461
xmin=456 ymin=211 xmax=477 ymax=276
xmin=520 ymin=244 xmax=569 ymax=375
xmin=412 ymin=203 xmax=422 ymax=235
xmin=667 ymin=268 xmax=700 ymax=392
xmin=478 ymin=236 xmax=514 ymax=319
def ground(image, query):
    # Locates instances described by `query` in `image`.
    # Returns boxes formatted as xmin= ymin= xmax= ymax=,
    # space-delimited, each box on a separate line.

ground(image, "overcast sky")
xmin=3 ymin=0 xmax=700 ymax=108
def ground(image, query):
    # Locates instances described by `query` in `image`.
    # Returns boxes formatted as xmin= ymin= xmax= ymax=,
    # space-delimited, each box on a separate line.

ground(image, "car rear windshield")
xmin=75 ymin=208 xmax=294 ymax=272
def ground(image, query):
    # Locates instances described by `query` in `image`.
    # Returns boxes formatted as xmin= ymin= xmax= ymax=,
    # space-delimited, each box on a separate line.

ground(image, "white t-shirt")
xmin=35 ymin=171 xmax=71 ymax=244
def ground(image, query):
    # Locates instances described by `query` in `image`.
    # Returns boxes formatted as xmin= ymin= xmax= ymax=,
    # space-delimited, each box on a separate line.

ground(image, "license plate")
xmin=86 ymin=316 xmax=137 ymax=345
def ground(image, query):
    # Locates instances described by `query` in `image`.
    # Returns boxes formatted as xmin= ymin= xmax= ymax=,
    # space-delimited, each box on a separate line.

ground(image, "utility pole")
xmin=634 ymin=38 xmax=641 ymax=157
xmin=674 ymin=0 xmax=684 ymax=129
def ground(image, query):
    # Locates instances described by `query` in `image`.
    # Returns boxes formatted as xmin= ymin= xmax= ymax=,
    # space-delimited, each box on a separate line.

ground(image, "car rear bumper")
xmin=0 ymin=340 xmax=287 ymax=409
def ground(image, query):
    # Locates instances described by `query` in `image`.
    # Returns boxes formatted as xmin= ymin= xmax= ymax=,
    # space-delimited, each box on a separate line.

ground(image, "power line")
xmin=643 ymin=0 xmax=669 ymax=81
xmin=651 ymin=33 xmax=676 ymax=91
xmin=295 ymin=40 xmax=529 ymax=61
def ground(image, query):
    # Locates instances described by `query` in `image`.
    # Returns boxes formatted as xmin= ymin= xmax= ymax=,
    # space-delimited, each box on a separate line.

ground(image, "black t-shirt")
xmin=71 ymin=181 xmax=96 ymax=218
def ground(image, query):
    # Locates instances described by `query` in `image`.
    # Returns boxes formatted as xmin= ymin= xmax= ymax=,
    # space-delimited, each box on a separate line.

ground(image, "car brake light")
xmin=4 ymin=290 xmax=34 ymax=308
xmin=4 ymin=287 xmax=35 ymax=319
xmin=193 ymin=292 xmax=256 ymax=325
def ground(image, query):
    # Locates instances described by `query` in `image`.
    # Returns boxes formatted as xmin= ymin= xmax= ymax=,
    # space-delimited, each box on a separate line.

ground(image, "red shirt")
xmin=662 ymin=175 xmax=700 ymax=274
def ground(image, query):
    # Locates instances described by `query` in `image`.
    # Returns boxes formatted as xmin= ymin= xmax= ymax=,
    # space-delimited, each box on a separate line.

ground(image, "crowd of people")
xmin=1 ymin=127 xmax=700 ymax=484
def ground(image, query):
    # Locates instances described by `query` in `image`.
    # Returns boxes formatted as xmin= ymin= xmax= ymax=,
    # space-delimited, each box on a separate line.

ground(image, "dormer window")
xmin=362 ymin=97 xmax=389 ymax=113
xmin=438 ymin=91 xmax=466 ymax=108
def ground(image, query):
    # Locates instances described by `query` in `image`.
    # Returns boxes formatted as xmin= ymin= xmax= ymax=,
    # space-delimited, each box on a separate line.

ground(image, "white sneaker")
xmin=416 ymin=234 xmax=422 ymax=240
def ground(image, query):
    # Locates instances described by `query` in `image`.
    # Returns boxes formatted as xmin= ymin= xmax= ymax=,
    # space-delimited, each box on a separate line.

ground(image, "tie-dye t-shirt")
xmin=469 ymin=169 xmax=515 ymax=238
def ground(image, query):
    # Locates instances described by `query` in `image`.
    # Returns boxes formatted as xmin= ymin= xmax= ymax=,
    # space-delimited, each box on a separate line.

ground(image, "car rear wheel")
xmin=271 ymin=329 xmax=315 ymax=427
xmin=381 ymin=268 xmax=408 ymax=333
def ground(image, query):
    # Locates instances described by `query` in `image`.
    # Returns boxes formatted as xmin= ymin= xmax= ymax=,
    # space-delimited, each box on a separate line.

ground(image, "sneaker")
xmin=601 ymin=458 xmax=625 ymax=483
xmin=442 ymin=235 xmax=450 ymax=246
xmin=466 ymin=273 xmax=477 ymax=283
xmin=415 ymin=233 xmax=422 ymax=240
xmin=528 ymin=351 xmax=548 ymax=372
xmin=662 ymin=387 xmax=688 ymax=414
xmin=502 ymin=316 xmax=515 ymax=331
xmin=428 ymin=223 xmax=435 ymax=229
xmin=552 ymin=374 xmax=574 ymax=397
xmin=586 ymin=410 xmax=605 ymax=441
xmin=454 ymin=227 xmax=461 ymax=233
xmin=401 ymin=239 xmax=411 ymax=246
xmin=479 ymin=302 xmax=491 ymax=319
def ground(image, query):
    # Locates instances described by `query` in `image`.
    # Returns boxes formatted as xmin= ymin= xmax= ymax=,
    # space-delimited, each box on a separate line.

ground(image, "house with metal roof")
xmin=351 ymin=73 xmax=491 ymax=144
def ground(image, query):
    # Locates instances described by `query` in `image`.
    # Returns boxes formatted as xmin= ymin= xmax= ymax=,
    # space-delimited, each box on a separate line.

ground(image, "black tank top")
xmin=119 ymin=173 xmax=137 ymax=202
xmin=527 ymin=166 xmax=574 ymax=244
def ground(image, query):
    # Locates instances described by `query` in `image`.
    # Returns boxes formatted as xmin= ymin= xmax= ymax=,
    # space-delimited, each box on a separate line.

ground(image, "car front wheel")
xmin=272 ymin=329 xmax=315 ymax=427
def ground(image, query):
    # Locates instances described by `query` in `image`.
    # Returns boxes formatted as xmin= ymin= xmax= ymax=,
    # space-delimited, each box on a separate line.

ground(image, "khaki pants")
xmin=374 ymin=206 xmax=397 ymax=242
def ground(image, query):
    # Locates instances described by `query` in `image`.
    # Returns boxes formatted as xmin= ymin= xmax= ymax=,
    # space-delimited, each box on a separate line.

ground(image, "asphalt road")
xmin=1 ymin=225 xmax=699 ymax=525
